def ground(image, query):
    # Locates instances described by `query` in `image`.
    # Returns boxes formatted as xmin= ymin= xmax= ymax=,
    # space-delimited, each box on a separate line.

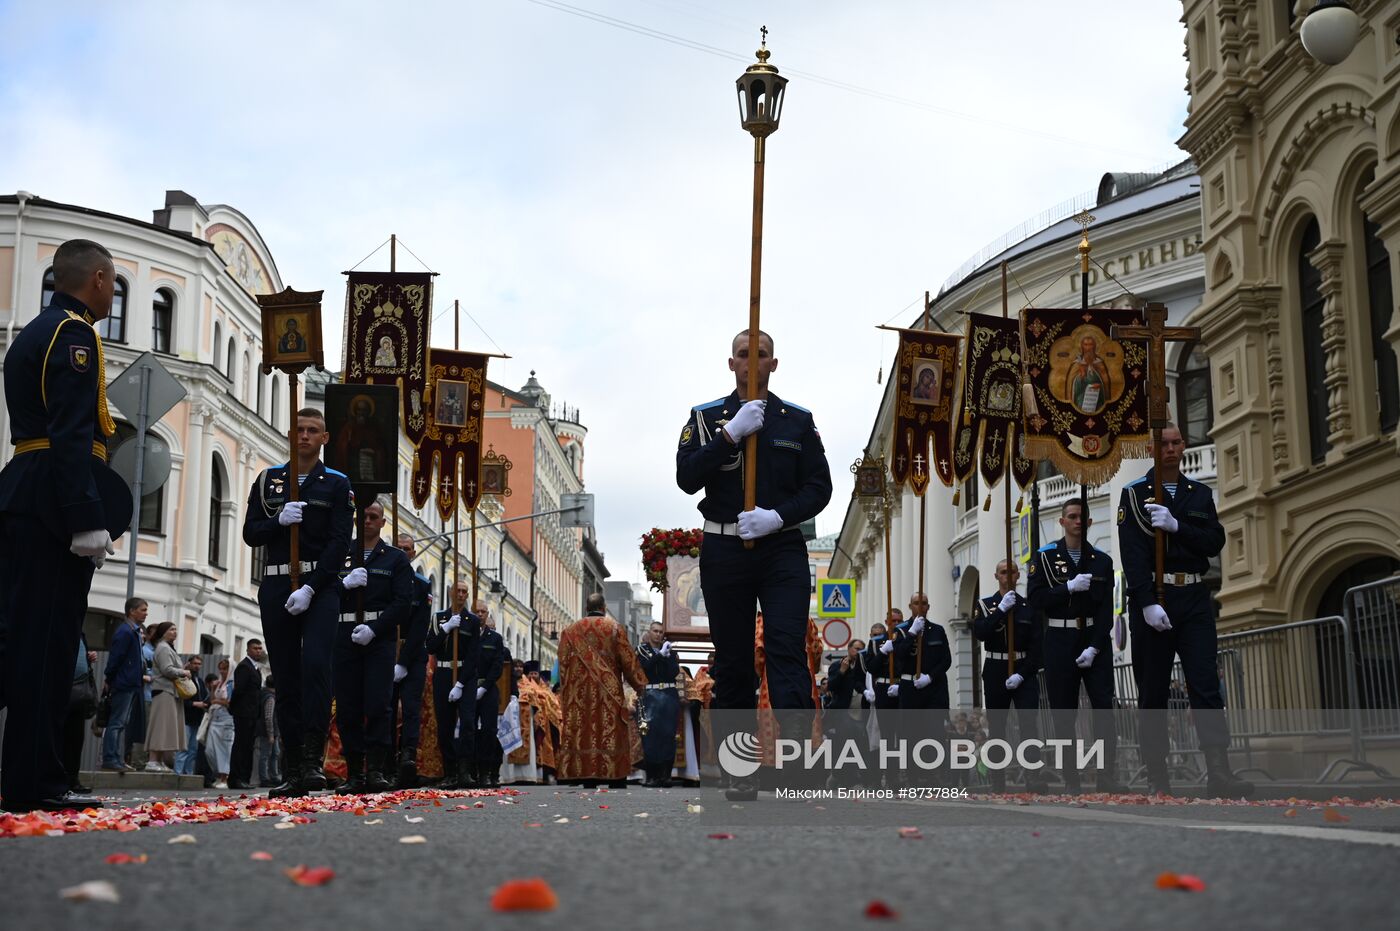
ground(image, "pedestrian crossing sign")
xmin=818 ymin=579 xmax=855 ymax=618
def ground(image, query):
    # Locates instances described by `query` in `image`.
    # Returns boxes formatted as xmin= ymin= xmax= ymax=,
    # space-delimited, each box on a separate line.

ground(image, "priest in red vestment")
xmin=557 ymin=592 xmax=648 ymax=786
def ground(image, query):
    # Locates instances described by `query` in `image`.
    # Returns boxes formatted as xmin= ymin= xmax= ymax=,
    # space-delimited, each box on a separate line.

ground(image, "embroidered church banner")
xmin=951 ymin=313 xmax=1034 ymax=490
xmin=409 ymin=349 xmax=488 ymax=521
xmin=342 ymin=271 xmax=433 ymax=447
xmin=888 ymin=327 xmax=959 ymax=495
xmin=1020 ymin=307 xmax=1150 ymax=484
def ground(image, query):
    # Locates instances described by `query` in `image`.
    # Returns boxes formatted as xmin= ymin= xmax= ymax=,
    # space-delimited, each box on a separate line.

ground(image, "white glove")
xmin=1143 ymin=604 xmax=1172 ymax=632
xmin=284 ymin=584 xmax=314 ymax=615
xmin=660 ymin=641 xmax=672 ymax=656
xmin=350 ymin=624 xmax=375 ymax=646
xmin=879 ymin=639 xmax=895 ymax=655
xmin=441 ymin=615 xmax=461 ymax=633
xmin=394 ymin=664 xmax=408 ymax=683
xmin=449 ymin=682 xmax=464 ymax=702
xmin=998 ymin=592 xmax=1017 ymax=613
xmin=863 ymin=688 xmax=876 ymax=704
xmin=723 ymin=399 xmax=766 ymax=442
xmin=1005 ymin=674 xmax=1024 ymax=690
xmin=909 ymin=617 xmax=926 ymax=636
xmin=1067 ymin=573 xmax=1092 ymax=593
xmin=1075 ymin=646 xmax=1098 ymax=668
xmin=277 ymin=501 xmax=306 ymax=526
xmin=914 ymin=673 xmax=931 ymax=689
xmin=343 ymin=567 xmax=368 ymax=589
xmin=475 ymin=686 xmax=487 ymax=701
xmin=886 ymin=684 xmax=900 ymax=698
xmin=737 ymin=507 xmax=784 ymax=541
xmin=1146 ymin=503 xmax=1178 ymax=534
xmin=70 ymin=529 xmax=113 ymax=558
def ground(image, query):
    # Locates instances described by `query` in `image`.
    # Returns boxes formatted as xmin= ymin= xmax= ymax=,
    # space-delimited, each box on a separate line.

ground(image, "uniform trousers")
xmin=333 ymin=624 xmax=395 ymax=753
xmin=1130 ymin=582 xmax=1229 ymax=766
xmin=392 ymin=656 xmax=428 ymax=752
xmin=257 ymin=577 xmax=338 ymax=760
xmin=700 ymin=531 xmax=813 ymax=713
xmin=430 ymin=666 xmax=477 ymax=766
xmin=982 ymin=659 xmax=1043 ymax=772
xmin=0 ymin=515 xmax=95 ymax=803
xmin=474 ymin=683 xmax=500 ymax=766
xmin=1043 ymin=628 xmax=1117 ymax=771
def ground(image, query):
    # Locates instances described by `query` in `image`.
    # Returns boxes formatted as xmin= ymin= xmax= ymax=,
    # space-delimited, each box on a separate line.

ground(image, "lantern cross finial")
xmin=760 ymin=25 xmax=768 ymax=48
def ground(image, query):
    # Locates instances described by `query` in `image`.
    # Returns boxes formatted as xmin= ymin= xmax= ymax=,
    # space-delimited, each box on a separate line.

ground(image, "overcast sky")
xmin=1 ymin=0 xmax=1189 ymax=586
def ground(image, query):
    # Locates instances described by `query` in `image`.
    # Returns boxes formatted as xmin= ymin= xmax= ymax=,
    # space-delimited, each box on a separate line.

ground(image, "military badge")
xmin=1028 ymin=562 xmax=1036 ymax=576
xmin=1116 ymin=506 xmax=1125 ymax=525
xmin=70 ymin=346 xmax=90 ymax=372
xmin=679 ymin=424 xmax=693 ymax=447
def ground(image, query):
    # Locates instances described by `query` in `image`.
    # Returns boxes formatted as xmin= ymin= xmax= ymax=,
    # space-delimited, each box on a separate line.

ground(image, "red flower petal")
xmin=104 ymin=852 xmax=147 ymax=864
xmin=250 ymin=851 xmax=274 ymax=861
xmin=864 ymin=900 xmax=898 ymax=919
xmin=706 ymin=833 xmax=735 ymax=840
xmin=1323 ymin=808 xmax=1351 ymax=823
xmin=285 ymin=865 xmax=336 ymax=886
xmin=491 ymin=878 xmax=559 ymax=911
xmin=1156 ymin=871 xmax=1206 ymax=892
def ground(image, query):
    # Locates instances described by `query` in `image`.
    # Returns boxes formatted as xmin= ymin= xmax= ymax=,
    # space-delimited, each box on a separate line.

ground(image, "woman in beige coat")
xmin=146 ymin=622 xmax=190 ymax=771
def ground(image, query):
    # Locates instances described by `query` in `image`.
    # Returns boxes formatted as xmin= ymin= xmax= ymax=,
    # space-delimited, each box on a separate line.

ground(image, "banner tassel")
xmin=951 ymin=488 xmax=960 ymax=507
xmin=982 ymin=494 xmax=992 ymax=512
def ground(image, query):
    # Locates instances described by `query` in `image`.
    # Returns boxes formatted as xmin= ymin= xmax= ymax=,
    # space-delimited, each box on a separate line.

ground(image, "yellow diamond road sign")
xmin=817 ymin=579 xmax=855 ymax=618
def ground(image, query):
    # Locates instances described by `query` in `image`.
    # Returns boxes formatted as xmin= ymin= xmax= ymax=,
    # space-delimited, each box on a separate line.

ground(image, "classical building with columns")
xmin=830 ymin=164 xmax=1209 ymax=708
xmin=1178 ymin=0 xmax=1400 ymax=625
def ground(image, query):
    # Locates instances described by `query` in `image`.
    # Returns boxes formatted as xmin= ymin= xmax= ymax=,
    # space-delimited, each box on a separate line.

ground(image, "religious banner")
xmin=1020 ymin=306 xmax=1150 ymax=484
xmin=409 ymin=348 xmax=488 ymax=521
xmin=887 ymin=327 xmax=959 ymax=494
xmin=342 ymin=271 xmax=434 ymax=447
xmin=951 ymin=313 xmax=1034 ymax=489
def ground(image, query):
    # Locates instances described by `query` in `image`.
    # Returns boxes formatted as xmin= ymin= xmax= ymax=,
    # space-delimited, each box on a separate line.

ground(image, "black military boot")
xmin=1204 ymin=748 xmax=1255 ymax=799
xmin=301 ymin=732 xmax=328 ymax=792
xmin=483 ymin=762 xmax=501 ymax=789
xmin=397 ymin=745 xmax=419 ymax=789
xmin=988 ymin=770 xmax=1007 ymax=794
xmin=365 ymin=750 xmax=393 ymax=793
xmin=642 ymin=764 xmax=659 ymax=788
xmin=342 ymin=752 xmax=367 ymax=794
xmin=269 ymin=754 xmax=305 ymax=799
xmin=456 ymin=759 xmax=479 ymax=790
xmin=1145 ymin=759 xmax=1175 ymax=797
xmin=657 ymin=764 xmax=674 ymax=789
xmin=1062 ymin=765 xmax=1083 ymax=796
xmin=439 ymin=758 xmax=462 ymax=790
xmin=1095 ymin=756 xmax=1131 ymax=794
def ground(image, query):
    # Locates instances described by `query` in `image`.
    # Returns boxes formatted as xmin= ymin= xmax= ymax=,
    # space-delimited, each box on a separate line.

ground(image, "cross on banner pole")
xmin=1110 ymin=302 xmax=1199 ymax=602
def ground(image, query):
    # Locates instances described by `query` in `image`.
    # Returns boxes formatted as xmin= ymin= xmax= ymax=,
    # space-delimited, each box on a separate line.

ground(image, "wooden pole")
xmin=742 ymin=135 xmax=767 ymax=550
xmin=1078 ymin=236 xmax=1091 ymax=628
xmin=288 ymin=372 xmax=301 ymax=590
xmin=883 ymin=494 xmax=894 ymax=684
xmin=1001 ymin=263 xmax=1015 ymax=676
xmin=916 ymin=290 xmax=932 ymax=677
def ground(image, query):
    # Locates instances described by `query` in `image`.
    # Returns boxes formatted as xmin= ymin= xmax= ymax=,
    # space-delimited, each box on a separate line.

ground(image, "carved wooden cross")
xmin=1110 ymin=301 xmax=1201 ymax=600
xmin=1110 ymin=301 xmax=1199 ymax=429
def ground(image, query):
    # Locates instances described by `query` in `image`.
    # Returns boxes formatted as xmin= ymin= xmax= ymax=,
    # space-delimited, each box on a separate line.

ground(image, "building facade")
xmin=1178 ymin=0 xmax=1400 ymax=625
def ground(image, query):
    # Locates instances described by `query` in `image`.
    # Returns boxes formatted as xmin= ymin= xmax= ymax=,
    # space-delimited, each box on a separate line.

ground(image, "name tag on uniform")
xmin=772 ymin=438 xmax=802 ymax=451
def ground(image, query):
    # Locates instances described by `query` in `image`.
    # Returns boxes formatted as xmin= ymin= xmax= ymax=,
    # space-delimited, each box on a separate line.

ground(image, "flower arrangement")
xmin=640 ymin=527 xmax=703 ymax=591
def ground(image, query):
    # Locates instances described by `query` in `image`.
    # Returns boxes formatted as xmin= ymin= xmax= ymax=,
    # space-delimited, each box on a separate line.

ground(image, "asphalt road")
xmin=2 ymin=785 xmax=1397 ymax=931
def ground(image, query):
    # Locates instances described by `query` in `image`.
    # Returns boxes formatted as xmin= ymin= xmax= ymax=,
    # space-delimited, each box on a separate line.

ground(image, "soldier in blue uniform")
xmin=333 ymin=499 xmax=412 ymax=793
xmin=894 ymin=593 xmax=952 ymax=784
xmin=636 ymin=621 xmax=681 ymax=787
xmin=393 ymin=532 xmax=432 ymax=787
xmin=474 ymin=605 xmax=507 ymax=789
xmin=1118 ymin=424 xmax=1253 ymax=798
xmin=242 ymin=408 xmax=354 ymax=797
xmin=972 ymin=560 xmax=1050 ymax=794
xmin=1027 ymin=497 xmax=1128 ymax=794
xmin=0 ymin=239 xmax=126 ymax=812
xmin=675 ymin=329 xmax=832 ymax=800
xmin=870 ymin=609 xmax=908 ymax=785
xmin=424 ymin=580 xmax=480 ymax=789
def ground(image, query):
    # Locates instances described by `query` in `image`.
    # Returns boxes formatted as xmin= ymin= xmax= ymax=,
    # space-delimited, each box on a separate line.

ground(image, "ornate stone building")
xmin=1178 ymin=0 xmax=1400 ymax=625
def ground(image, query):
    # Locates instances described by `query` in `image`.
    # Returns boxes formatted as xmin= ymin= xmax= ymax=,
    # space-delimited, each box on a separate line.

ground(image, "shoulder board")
xmin=693 ymin=397 xmax=726 ymax=411
xmin=1037 ymin=543 xmax=1056 ymax=552
xmin=323 ymin=466 xmax=348 ymax=480
xmin=63 ymin=310 xmax=87 ymax=324
xmin=784 ymin=401 xmax=811 ymax=414
xmin=1127 ymin=477 xmax=1148 ymax=487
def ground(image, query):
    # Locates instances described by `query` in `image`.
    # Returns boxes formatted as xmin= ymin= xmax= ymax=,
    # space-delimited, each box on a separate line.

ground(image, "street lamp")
xmin=735 ymin=27 xmax=788 ymax=532
xmin=1301 ymin=0 xmax=1361 ymax=65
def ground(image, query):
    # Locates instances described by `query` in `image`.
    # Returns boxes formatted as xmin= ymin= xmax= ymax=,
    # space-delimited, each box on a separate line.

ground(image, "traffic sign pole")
xmin=125 ymin=363 xmax=151 ymax=603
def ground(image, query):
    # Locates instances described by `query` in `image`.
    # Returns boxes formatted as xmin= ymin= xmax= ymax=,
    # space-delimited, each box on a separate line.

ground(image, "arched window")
xmin=242 ymin=351 xmax=251 ymax=403
xmin=226 ymin=337 xmax=237 ymax=384
xmin=40 ymin=268 xmax=55 ymax=309
xmin=212 ymin=321 xmax=223 ymax=372
xmin=209 ymin=457 xmax=227 ymax=568
xmin=1362 ymin=216 xmax=1398 ymax=433
xmin=98 ymin=277 xmax=127 ymax=343
xmin=1298 ymin=218 xmax=1330 ymax=464
xmin=1177 ymin=342 xmax=1213 ymax=447
xmin=152 ymin=288 xmax=174 ymax=354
